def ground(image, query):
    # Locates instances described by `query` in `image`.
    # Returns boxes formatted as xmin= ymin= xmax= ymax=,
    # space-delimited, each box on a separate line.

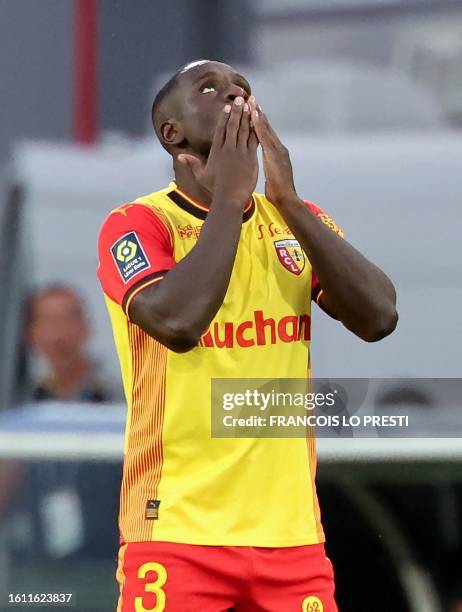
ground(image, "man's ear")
xmin=160 ymin=119 xmax=184 ymax=147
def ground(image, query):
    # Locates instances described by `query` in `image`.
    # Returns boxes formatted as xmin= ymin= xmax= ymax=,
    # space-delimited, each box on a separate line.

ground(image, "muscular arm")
xmin=130 ymin=97 xmax=258 ymax=352
xmin=130 ymin=201 xmax=243 ymax=352
xmin=277 ymin=195 xmax=398 ymax=342
xmin=248 ymin=95 xmax=398 ymax=342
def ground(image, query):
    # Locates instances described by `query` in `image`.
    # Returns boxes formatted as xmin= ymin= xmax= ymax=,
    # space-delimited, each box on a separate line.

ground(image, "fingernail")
xmin=249 ymin=95 xmax=255 ymax=104
xmin=244 ymin=103 xmax=249 ymax=112
xmin=235 ymin=97 xmax=244 ymax=106
xmin=258 ymin=104 xmax=262 ymax=112
xmin=224 ymin=104 xmax=231 ymax=113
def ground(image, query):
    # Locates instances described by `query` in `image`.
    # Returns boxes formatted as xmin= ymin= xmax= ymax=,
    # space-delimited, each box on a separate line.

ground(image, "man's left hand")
xmin=248 ymin=96 xmax=297 ymax=207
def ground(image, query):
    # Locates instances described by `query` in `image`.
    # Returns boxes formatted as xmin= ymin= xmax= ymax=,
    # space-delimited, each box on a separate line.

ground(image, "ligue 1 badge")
xmin=111 ymin=231 xmax=151 ymax=284
xmin=274 ymin=239 xmax=305 ymax=276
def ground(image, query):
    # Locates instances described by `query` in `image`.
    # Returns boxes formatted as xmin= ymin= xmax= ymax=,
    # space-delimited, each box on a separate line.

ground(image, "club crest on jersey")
xmin=274 ymin=239 xmax=305 ymax=275
xmin=111 ymin=231 xmax=151 ymax=284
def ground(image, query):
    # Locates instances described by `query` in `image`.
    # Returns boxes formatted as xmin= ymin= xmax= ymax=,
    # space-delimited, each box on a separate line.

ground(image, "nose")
xmin=225 ymin=82 xmax=248 ymax=102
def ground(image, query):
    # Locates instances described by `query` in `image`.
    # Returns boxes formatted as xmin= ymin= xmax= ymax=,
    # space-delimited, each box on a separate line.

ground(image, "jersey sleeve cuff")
xmin=123 ymin=271 xmax=168 ymax=319
xmin=312 ymin=285 xmax=323 ymax=304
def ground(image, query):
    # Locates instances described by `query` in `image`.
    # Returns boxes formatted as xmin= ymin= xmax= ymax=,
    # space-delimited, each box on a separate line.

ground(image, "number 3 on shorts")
xmin=134 ymin=561 xmax=168 ymax=612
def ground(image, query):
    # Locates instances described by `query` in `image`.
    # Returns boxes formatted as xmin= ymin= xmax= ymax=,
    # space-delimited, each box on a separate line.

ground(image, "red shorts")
xmin=116 ymin=540 xmax=338 ymax=612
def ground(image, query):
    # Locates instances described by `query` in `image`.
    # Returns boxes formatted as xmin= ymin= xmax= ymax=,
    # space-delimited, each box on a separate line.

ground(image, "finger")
xmin=209 ymin=104 xmax=232 ymax=154
xmin=237 ymin=102 xmax=250 ymax=148
xmin=177 ymin=154 xmax=204 ymax=180
xmin=225 ymin=96 xmax=244 ymax=147
xmin=248 ymin=96 xmax=266 ymax=145
xmin=254 ymin=100 xmax=282 ymax=147
xmin=248 ymin=128 xmax=259 ymax=153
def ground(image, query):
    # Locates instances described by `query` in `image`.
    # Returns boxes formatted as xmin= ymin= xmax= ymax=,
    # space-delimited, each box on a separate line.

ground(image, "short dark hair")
xmin=151 ymin=70 xmax=182 ymax=145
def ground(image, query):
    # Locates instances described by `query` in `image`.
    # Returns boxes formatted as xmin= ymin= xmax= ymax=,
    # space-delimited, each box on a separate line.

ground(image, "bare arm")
xmin=130 ymin=98 xmax=259 ymax=352
xmin=248 ymin=96 xmax=398 ymax=342
xmin=274 ymin=196 xmax=397 ymax=341
xmin=130 ymin=202 xmax=243 ymax=352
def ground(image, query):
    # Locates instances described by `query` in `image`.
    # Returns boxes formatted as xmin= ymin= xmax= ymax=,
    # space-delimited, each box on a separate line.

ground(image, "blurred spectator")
xmin=26 ymin=284 xmax=109 ymax=402
xmin=0 ymin=285 xmax=120 ymax=571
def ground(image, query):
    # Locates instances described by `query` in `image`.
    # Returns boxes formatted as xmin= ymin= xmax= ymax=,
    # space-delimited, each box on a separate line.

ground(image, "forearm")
xmin=278 ymin=195 xmax=398 ymax=341
xmin=130 ymin=196 xmax=243 ymax=351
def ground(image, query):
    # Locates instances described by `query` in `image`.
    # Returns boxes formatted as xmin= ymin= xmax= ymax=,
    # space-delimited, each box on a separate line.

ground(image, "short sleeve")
xmin=97 ymin=203 xmax=175 ymax=315
xmin=304 ymin=200 xmax=345 ymax=303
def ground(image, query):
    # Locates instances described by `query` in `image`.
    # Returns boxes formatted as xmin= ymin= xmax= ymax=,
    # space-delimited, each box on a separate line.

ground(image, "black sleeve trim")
xmin=122 ymin=270 xmax=169 ymax=313
xmin=311 ymin=283 xmax=322 ymax=303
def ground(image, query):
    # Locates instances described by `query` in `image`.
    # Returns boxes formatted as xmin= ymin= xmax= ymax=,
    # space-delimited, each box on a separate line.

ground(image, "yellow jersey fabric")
xmin=97 ymin=181 xmax=341 ymax=547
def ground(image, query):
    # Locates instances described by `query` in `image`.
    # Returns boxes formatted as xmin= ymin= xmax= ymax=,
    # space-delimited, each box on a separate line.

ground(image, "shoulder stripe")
xmin=151 ymin=205 xmax=175 ymax=252
xmin=131 ymin=201 xmax=175 ymax=252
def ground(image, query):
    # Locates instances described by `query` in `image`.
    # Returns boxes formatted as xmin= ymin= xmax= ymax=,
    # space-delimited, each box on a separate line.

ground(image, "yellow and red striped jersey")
xmin=97 ymin=182 xmax=342 ymax=547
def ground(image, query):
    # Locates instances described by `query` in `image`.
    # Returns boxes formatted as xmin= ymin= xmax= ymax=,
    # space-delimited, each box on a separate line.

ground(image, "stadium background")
xmin=1 ymin=1 xmax=462 ymax=610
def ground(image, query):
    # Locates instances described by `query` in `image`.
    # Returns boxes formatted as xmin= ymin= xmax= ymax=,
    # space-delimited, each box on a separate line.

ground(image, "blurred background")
xmin=1 ymin=0 xmax=462 ymax=610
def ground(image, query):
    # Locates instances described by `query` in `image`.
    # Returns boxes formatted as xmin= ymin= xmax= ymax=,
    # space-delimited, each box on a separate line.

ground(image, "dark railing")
xmin=0 ymin=174 xmax=27 ymax=411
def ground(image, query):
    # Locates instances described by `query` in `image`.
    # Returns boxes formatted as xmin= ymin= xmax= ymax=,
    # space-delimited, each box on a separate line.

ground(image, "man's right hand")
xmin=178 ymin=96 xmax=259 ymax=208
xmin=131 ymin=97 xmax=259 ymax=352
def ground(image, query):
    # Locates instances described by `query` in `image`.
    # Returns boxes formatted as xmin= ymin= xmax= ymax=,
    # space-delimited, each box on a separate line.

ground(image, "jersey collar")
xmin=167 ymin=182 xmax=255 ymax=222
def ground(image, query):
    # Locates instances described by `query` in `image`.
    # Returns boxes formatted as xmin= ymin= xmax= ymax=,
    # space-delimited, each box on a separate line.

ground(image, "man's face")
xmin=176 ymin=61 xmax=251 ymax=157
xmin=28 ymin=291 xmax=88 ymax=368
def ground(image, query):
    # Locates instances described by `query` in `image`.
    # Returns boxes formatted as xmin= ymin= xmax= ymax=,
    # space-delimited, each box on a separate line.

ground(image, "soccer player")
xmin=98 ymin=60 xmax=398 ymax=611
